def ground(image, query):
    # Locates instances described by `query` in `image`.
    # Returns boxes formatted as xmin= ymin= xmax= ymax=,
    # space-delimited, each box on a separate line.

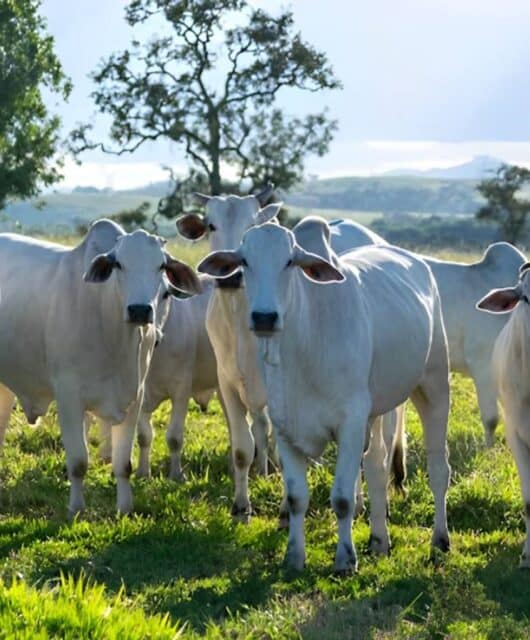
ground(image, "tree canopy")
xmin=476 ymin=164 xmax=530 ymax=245
xmin=0 ymin=0 xmax=71 ymax=209
xmin=71 ymin=0 xmax=340 ymax=195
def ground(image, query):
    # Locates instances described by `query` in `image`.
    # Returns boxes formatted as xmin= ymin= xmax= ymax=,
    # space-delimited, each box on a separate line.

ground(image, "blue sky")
xmin=42 ymin=0 xmax=530 ymax=189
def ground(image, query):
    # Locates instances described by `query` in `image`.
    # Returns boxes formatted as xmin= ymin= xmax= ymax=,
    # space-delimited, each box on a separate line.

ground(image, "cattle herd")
xmin=0 ymin=186 xmax=529 ymax=573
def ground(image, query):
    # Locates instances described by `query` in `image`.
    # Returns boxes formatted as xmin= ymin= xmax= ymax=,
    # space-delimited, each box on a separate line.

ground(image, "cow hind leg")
xmin=0 ymin=384 xmax=15 ymax=449
xmin=98 ymin=419 xmax=112 ymax=463
xmin=136 ymin=410 xmax=154 ymax=479
xmin=56 ymin=393 xmax=88 ymax=516
xmin=166 ymin=396 xmax=189 ymax=481
xmin=364 ymin=415 xmax=391 ymax=555
xmin=470 ymin=364 xmax=499 ymax=448
xmin=411 ymin=345 xmax=451 ymax=554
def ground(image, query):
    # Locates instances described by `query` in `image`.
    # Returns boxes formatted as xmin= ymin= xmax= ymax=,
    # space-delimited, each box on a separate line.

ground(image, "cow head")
xmin=84 ymin=228 xmax=202 ymax=325
xmin=476 ymin=262 xmax=530 ymax=314
xmin=176 ymin=185 xmax=280 ymax=289
xmin=198 ymin=223 xmax=344 ymax=335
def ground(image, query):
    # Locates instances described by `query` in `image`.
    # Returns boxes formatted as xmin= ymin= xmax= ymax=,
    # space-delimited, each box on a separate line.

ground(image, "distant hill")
xmin=384 ymin=155 xmax=503 ymax=180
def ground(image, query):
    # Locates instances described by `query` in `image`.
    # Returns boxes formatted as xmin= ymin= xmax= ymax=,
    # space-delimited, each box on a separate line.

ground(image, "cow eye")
xmin=115 ymin=261 xmax=122 ymax=270
xmin=208 ymin=223 xmax=216 ymax=232
xmin=241 ymin=258 xmax=248 ymax=267
xmin=285 ymin=259 xmax=293 ymax=268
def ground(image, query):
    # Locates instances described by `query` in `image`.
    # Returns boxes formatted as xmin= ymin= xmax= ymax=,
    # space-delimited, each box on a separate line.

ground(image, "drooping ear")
xmin=256 ymin=202 xmax=283 ymax=225
xmin=176 ymin=213 xmax=208 ymax=240
xmin=193 ymin=192 xmax=211 ymax=207
xmin=293 ymin=246 xmax=345 ymax=284
xmin=197 ymin=250 xmax=243 ymax=279
xmin=476 ymin=287 xmax=521 ymax=313
xmin=163 ymin=255 xmax=203 ymax=296
xmin=83 ymin=252 xmax=118 ymax=283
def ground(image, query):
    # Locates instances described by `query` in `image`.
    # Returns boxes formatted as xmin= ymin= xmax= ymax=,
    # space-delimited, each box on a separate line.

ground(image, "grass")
xmin=0 ymin=376 xmax=529 ymax=639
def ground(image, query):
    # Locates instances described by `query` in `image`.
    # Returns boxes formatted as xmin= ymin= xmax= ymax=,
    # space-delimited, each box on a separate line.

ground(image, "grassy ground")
xmin=1 ymin=380 xmax=529 ymax=638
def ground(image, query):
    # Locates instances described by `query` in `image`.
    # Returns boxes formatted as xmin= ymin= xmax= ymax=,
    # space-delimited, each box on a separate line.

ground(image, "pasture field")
xmin=0 ymin=244 xmax=529 ymax=638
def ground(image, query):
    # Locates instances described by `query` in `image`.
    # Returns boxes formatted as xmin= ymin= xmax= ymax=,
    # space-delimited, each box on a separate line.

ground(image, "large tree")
xmin=71 ymin=0 xmax=340 ymax=195
xmin=0 ymin=0 xmax=71 ymax=209
xmin=476 ymin=164 xmax=530 ymax=245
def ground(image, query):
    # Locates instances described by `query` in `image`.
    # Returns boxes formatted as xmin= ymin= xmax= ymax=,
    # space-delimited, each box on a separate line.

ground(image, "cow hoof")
xmin=334 ymin=543 xmax=358 ymax=575
xmin=432 ymin=533 xmax=450 ymax=553
xmin=283 ymin=547 xmax=305 ymax=572
xmin=368 ymin=533 xmax=390 ymax=555
xmin=519 ymin=553 xmax=530 ymax=569
xmin=231 ymin=502 xmax=251 ymax=523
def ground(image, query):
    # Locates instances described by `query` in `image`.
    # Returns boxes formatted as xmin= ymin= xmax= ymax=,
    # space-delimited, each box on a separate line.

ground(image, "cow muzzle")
xmin=127 ymin=304 xmax=154 ymax=325
xmin=251 ymin=311 xmax=279 ymax=335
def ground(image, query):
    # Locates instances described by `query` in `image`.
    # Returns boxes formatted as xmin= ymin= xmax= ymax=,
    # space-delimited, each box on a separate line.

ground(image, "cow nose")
xmin=127 ymin=304 xmax=154 ymax=325
xmin=251 ymin=311 xmax=279 ymax=333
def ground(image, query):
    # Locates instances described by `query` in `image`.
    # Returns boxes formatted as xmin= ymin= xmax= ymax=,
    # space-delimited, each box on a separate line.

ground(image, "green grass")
xmin=0 ymin=374 xmax=529 ymax=639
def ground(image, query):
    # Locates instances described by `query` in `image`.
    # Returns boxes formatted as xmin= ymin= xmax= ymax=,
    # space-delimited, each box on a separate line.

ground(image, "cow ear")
xmin=293 ymin=246 xmax=345 ymax=284
xmin=476 ymin=287 xmax=521 ymax=313
xmin=176 ymin=213 xmax=208 ymax=241
xmin=197 ymin=250 xmax=243 ymax=279
xmin=83 ymin=253 xmax=118 ymax=283
xmin=256 ymin=202 xmax=282 ymax=225
xmin=193 ymin=193 xmax=211 ymax=207
xmin=164 ymin=256 xmax=203 ymax=296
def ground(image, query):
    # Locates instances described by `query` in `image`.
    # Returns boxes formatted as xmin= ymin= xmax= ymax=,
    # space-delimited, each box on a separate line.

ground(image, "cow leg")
xmin=504 ymin=413 xmax=530 ymax=568
xmin=277 ymin=434 xmax=309 ymax=571
xmin=112 ymin=404 xmax=139 ymax=514
xmin=250 ymin=408 xmax=269 ymax=476
xmin=56 ymin=393 xmax=87 ymax=516
xmin=353 ymin=469 xmax=365 ymax=518
xmin=364 ymin=415 xmax=391 ymax=554
xmin=332 ymin=396 xmax=370 ymax=573
xmin=166 ymin=394 xmax=189 ymax=481
xmin=470 ymin=363 xmax=499 ymax=448
xmin=218 ymin=377 xmax=254 ymax=520
xmin=136 ymin=409 xmax=153 ymax=478
xmin=98 ymin=419 xmax=112 ymax=463
xmin=0 ymin=384 xmax=15 ymax=449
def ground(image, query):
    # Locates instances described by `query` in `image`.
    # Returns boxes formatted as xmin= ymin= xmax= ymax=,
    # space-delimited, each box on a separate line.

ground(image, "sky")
xmin=41 ymin=0 xmax=530 ymax=190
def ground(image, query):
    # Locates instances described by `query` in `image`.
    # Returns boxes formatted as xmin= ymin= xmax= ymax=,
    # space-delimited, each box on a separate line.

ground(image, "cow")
xmin=422 ymin=244 xmax=526 ymax=446
xmin=0 ymin=220 xmax=201 ymax=515
xmin=477 ymin=262 xmax=530 ymax=568
xmin=176 ymin=196 xmax=393 ymax=521
xmin=198 ymin=221 xmax=451 ymax=572
xmin=97 ymin=281 xmax=219 ymax=481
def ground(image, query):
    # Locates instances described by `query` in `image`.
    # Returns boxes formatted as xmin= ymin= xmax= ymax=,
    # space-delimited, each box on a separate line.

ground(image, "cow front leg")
xmin=56 ymin=392 xmax=87 ymax=516
xmin=98 ymin=419 xmax=112 ymax=463
xmin=364 ymin=415 xmax=391 ymax=554
xmin=250 ymin=408 xmax=270 ymax=476
xmin=136 ymin=410 xmax=153 ymax=478
xmin=332 ymin=397 xmax=370 ymax=574
xmin=0 ymin=383 xmax=15 ymax=450
xmin=112 ymin=406 xmax=139 ymax=514
xmin=166 ymin=393 xmax=190 ymax=481
xmin=277 ymin=434 xmax=308 ymax=571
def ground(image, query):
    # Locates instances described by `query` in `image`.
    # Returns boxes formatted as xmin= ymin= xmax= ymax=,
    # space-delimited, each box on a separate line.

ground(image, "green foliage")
xmin=0 ymin=0 xmax=71 ymax=209
xmin=1 ymin=359 xmax=530 ymax=637
xmin=70 ymin=0 xmax=340 ymax=194
xmin=476 ymin=164 xmax=530 ymax=245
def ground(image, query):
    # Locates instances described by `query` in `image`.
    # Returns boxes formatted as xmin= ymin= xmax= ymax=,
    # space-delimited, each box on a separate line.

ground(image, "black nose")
xmin=127 ymin=304 xmax=153 ymax=325
xmin=251 ymin=311 xmax=278 ymax=333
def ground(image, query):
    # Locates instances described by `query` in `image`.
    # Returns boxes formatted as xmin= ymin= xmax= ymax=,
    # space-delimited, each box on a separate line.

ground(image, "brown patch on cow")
xmin=167 ymin=436 xmax=181 ymax=452
xmin=333 ymin=496 xmax=351 ymax=520
xmin=234 ymin=448 xmax=247 ymax=469
xmin=70 ymin=460 xmax=87 ymax=478
xmin=137 ymin=432 xmax=150 ymax=448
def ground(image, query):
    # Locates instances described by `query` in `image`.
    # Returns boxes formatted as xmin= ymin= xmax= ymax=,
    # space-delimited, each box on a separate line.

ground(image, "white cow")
xmin=198 ymin=221 xmax=451 ymax=572
xmin=477 ymin=262 xmax=530 ymax=568
xmin=0 ymin=220 xmax=201 ymax=515
xmin=176 ymin=197 xmax=393 ymax=521
xmin=423 ymin=244 xmax=526 ymax=446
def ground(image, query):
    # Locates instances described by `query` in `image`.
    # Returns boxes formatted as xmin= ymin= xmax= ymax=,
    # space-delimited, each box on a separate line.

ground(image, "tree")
xmin=476 ymin=164 xmax=530 ymax=245
xmin=0 ymin=0 xmax=71 ymax=209
xmin=71 ymin=0 xmax=340 ymax=195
